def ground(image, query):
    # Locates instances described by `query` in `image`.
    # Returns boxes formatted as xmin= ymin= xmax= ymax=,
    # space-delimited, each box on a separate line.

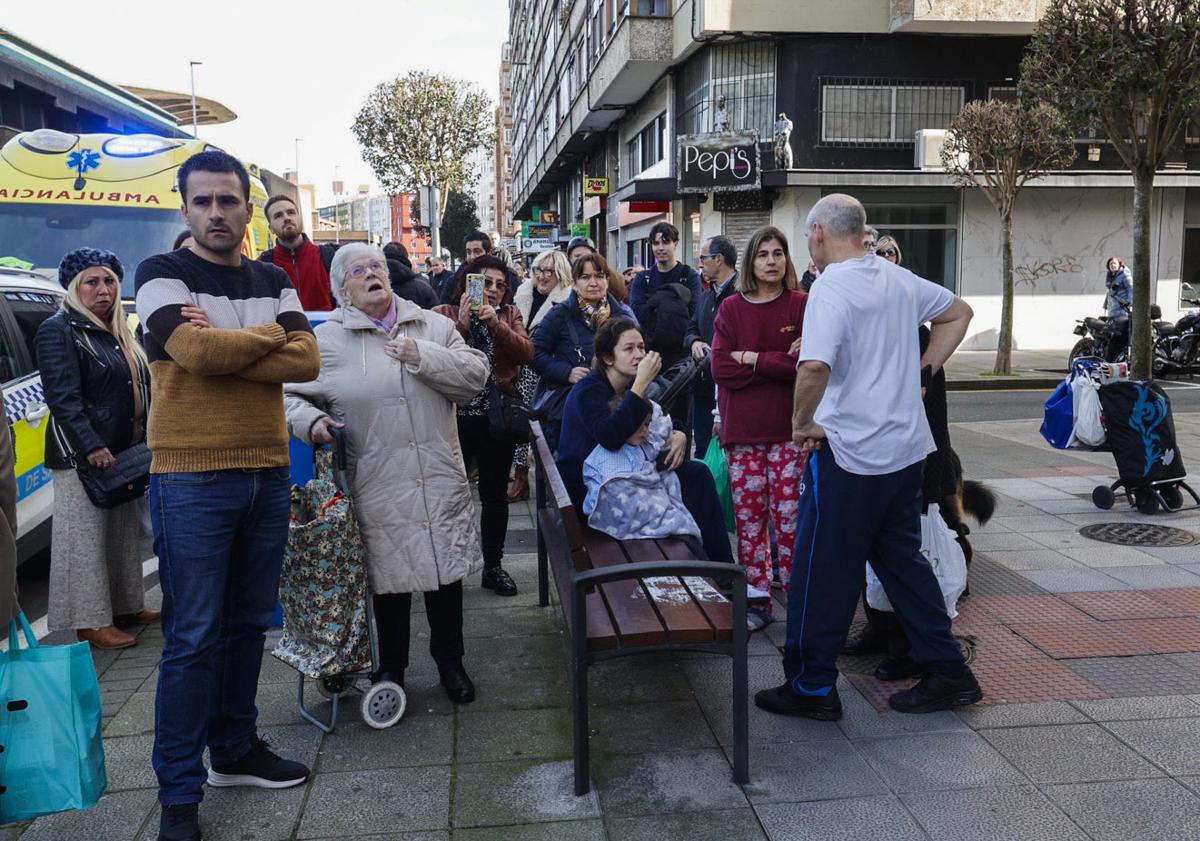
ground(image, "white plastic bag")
xmin=865 ymin=504 xmax=968 ymax=619
xmin=1071 ymin=376 xmax=1106 ymax=447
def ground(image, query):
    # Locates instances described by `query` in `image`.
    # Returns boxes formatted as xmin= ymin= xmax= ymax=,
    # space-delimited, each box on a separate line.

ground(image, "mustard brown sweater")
xmin=134 ymin=248 xmax=320 ymax=473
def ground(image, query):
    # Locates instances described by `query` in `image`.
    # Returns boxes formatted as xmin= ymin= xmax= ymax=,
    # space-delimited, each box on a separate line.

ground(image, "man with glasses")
xmin=685 ymin=235 xmax=739 ymax=455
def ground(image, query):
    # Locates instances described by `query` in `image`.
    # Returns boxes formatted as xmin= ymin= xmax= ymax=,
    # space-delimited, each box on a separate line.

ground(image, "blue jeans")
xmin=782 ymin=449 xmax=964 ymax=690
xmin=150 ymin=468 xmax=291 ymax=806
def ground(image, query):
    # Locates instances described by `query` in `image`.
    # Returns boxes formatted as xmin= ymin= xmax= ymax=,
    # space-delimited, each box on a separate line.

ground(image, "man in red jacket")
xmin=259 ymin=195 xmax=336 ymax=311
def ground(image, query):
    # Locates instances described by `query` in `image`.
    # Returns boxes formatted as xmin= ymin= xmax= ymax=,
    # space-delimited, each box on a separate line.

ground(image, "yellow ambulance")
xmin=0 ymin=129 xmax=271 ymax=561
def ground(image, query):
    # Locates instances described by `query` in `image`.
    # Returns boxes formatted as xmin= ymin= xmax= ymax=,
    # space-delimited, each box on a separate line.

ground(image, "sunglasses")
xmin=877 ymin=249 xmax=898 ymax=258
xmin=482 ymin=277 xmax=508 ymax=290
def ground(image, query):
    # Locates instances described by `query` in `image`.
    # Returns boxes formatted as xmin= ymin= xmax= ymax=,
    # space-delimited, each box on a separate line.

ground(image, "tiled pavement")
xmin=5 ymin=414 xmax=1200 ymax=840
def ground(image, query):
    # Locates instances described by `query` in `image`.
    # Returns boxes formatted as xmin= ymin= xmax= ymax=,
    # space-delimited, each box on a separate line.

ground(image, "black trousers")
xmin=457 ymin=414 xmax=516 ymax=568
xmin=373 ymin=580 xmax=464 ymax=673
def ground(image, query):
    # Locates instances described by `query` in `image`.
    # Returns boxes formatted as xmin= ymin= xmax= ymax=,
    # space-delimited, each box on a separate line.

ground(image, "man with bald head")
xmin=755 ymin=193 xmax=982 ymax=720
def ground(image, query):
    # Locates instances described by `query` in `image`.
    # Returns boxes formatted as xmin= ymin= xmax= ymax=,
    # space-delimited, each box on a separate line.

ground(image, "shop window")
xmin=857 ymin=194 xmax=960 ymax=292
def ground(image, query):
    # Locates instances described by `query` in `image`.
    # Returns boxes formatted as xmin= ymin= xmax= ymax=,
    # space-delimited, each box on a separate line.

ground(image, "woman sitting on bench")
xmin=557 ymin=317 xmax=733 ymax=564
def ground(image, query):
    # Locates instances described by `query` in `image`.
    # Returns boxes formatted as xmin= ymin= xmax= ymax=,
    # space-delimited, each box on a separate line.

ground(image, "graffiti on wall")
xmin=1014 ymin=254 xmax=1084 ymax=289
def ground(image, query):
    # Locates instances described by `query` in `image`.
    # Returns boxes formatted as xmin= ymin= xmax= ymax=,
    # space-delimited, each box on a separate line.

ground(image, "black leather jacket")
xmin=34 ymin=307 xmax=150 ymax=470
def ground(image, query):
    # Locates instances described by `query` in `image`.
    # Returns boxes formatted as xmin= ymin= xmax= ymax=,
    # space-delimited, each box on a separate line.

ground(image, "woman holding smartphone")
xmin=434 ymin=255 xmax=533 ymax=597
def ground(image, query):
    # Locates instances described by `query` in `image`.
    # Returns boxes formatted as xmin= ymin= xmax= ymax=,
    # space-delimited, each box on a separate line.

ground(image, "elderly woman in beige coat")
xmin=285 ymin=243 xmax=489 ymax=704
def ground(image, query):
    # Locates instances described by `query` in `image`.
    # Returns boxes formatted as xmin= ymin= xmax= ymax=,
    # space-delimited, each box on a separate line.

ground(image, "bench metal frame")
xmin=531 ymin=422 xmax=749 ymax=796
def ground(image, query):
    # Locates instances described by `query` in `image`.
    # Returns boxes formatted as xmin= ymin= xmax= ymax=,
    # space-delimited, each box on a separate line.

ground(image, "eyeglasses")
xmin=347 ymin=260 xmax=386 ymax=279
xmin=877 ymin=249 xmax=898 ymax=258
xmin=536 ymin=267 xmax=558 ymax=277
xmin=483 ymin=277 xmax=508 ymax=291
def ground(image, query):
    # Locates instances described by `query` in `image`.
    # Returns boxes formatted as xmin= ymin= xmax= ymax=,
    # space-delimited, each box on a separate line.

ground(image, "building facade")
xmin=470 ymin=144 xmax=498 ymax=237
xmin=390 ymin=192 xmax=433 ymax=266
xmin=506 ymin=0 xmax=1200 ymax=350
xmin=495 ymin=47 xmax=516 ymax=244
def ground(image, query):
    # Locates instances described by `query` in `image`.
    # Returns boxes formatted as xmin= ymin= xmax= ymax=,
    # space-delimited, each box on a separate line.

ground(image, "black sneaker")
xmin=873 ymin=656 xmax=922 ymax=682
xmin=888 ymin=668 xmax=983 ymax=714
xmin=754 ymin=682 xmax=842 ymax=720
xmin=207 ymin=736 xmax=310 ymax=789
xmin=158 ymin=803 xmax=201 ymax=841
xmin=481 ymin=566 xmax=518 ymax=596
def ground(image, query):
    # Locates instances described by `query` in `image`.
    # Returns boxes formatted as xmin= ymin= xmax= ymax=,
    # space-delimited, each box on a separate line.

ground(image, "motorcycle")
xmin=1069 ymin=301 xmax=1182 ymax=374
xmin=1152 ymin=307 xmax=1200 ymax=377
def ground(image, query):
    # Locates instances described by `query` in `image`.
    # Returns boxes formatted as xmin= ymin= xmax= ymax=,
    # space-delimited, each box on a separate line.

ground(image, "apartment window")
xmin=679 ymin=42 xmax=776 ymax=138
xmin=630 ymin=0 xmax=668 ymax=14
xmin=821 ymin=81 xmax=965 ymax=144
xmin=504 ymin=155 xmax=511 ymax=172
xmin=987 ymin=86 xmax=1018 ymax=103
xmin=626 ymin=112 xmax=667 ymax=177
xmin=504 ymin=127 xmax=512 ymax=145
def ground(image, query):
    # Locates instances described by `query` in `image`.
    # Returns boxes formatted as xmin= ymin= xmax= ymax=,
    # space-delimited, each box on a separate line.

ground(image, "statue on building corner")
xmin=773 ymin=112 xmax=793 ymax=169
xmin=713 ymin=95 xmax=729 ymax=133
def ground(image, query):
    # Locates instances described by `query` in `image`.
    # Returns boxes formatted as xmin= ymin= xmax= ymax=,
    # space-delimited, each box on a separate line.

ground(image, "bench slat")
xmin=583 ymin=534 xmax=669 ymax=647
xmin=657 ymin=538 xmax=736 ymax=641
xmin=619 ymin=540 xmax=716 ymax=644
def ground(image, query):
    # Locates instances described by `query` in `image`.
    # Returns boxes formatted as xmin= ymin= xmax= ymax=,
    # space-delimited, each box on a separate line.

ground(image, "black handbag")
xmin=487 ymin=383 xmax=533 ymax=446
xmin=530 ymin=382 xmax=571 ymax=424
xmin=76 ymin=442 xmax=152 ymax=509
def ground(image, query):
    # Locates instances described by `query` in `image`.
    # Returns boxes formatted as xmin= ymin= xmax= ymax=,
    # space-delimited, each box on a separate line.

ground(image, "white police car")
xmin=0 ymin=267 xmax=65 ymax=562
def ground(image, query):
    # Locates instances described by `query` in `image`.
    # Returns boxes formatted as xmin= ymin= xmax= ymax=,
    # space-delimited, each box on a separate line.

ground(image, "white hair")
xmin=805 ymin=193 xmax=867 ymax=241
xmin=328 ymin=242 xmax=387 ymax=307
xmin=533 ymin=248 xmax=572 ymax=289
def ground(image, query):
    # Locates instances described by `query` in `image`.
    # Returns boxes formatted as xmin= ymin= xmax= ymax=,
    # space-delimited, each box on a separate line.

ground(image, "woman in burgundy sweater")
xmin=711 ymin=226 xmax=808 ymax=631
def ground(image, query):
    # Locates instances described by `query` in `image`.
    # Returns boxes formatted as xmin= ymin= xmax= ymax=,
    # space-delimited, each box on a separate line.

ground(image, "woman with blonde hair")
xmin=36 ymin=248 xmax=155 ymax=649
xmin=875 ymin=235 xmax=902 ymax=265
xmin=712 ymin=226 xmax=808 ymax=632
xmin=508 ymin=248 xmax=573 ymax=500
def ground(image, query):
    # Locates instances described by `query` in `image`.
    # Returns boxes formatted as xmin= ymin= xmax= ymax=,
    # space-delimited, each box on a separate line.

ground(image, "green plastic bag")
xmin=700 ymin=438 xmax=736 ymax=532
xmin=0 ymin=613 xmax=107 ymax=822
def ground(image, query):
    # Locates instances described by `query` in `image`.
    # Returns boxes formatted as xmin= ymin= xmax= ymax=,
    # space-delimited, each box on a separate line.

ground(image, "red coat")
xmin=711 ymin=289 xmax=807 ymax=446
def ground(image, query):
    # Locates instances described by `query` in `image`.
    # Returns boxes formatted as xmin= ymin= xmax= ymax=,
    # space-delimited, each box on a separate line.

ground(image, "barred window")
xmin=679 ymin=42 xmax=776 ymax=138
xmin=821 ymin=82 xmax=964 ymax=144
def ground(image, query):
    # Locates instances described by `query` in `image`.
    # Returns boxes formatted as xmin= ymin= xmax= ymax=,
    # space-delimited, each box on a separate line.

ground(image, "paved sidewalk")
xmin=5 ymin=416 xmax=1200 ymax=840
xmin=945 ymin=349 xmax=1066 ymax=391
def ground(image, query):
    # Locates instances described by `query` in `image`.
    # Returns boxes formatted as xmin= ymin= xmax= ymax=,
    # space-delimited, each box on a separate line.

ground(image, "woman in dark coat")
xmin=36 ymin=248 xmax=155 ymax=649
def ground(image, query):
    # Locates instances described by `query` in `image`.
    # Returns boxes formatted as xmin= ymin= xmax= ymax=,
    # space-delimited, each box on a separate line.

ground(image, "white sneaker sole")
xmin=206 ymin=770 xmax=309 ymax=789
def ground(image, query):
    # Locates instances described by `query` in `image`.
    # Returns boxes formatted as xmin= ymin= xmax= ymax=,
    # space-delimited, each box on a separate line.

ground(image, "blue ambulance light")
xmin=102 ymin=136 xmax=182 ymax=158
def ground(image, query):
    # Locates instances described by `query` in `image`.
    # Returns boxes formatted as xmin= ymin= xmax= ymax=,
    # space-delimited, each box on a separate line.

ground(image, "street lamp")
xmin=294 ymin=138 xmax=302 ymax=184
xmin=188 ymin=61 xmax=202 ymax=139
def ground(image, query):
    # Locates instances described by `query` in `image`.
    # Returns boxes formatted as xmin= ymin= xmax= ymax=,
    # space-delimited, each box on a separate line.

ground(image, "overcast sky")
xmin=5 ymin=1 xmax=509 ymax=205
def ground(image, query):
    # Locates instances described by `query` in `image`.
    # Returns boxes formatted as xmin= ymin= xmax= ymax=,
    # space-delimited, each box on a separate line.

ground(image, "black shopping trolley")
xmin=1090 ymin=380 xmax=1200 ymax=514
xmin=274 ymin=428 xmax=406 ymax=731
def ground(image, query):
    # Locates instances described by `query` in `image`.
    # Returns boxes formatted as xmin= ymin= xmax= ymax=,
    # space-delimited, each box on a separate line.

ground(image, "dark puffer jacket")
xmin=34 ymin=307 xmax=150 ymax=470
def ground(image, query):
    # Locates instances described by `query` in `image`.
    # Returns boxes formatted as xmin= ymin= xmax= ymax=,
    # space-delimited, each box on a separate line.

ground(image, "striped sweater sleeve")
xmin=236 ymin=284 xmax=320 ymax=383
xmin=135 ymin=263 xmax=285 ymax=375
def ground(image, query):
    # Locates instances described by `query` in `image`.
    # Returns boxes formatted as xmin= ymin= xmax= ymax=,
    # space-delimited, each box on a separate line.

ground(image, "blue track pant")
xmin=782 ymin=448 xmax=965 ymax=691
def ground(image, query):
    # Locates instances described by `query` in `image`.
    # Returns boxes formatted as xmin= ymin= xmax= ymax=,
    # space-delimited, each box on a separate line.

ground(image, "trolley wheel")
xmin=1135 ymin=491 xmax=1160 ymax=515
xmin=317 ymin=676 xmax=349 ymax=699
xmin=361 ymin=681 xmax=406 ymax=729
xmin=1092 ymin=485 xmax=1116 ymax=510
xmin=1160 ymin=484 xmax=1184 ymax=511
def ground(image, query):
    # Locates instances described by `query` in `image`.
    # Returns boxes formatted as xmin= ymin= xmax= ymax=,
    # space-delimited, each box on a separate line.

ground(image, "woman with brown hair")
xmin=434 ymin=255 xmax=534 ymax=597
xmin=711 ymin=226 xmax=808 ymax=632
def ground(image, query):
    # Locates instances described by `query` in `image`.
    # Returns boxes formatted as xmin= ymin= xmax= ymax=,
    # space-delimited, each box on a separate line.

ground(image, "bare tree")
xmin=1021 ymin=0 xmax=1200 ymax=379
xmin=941 ymin=100 xmax=1077 ymax=374
xmin=352 ymin=71 xmax=494 ymax=218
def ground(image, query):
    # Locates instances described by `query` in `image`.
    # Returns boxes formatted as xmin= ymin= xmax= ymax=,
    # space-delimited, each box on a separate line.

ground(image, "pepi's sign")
xmin=676 ymin=130 xmax=760 ymax=194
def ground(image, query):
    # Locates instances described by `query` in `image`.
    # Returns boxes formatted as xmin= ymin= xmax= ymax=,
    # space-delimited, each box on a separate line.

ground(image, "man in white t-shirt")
xmin=755 ymin=193 xmax=983 ymax=721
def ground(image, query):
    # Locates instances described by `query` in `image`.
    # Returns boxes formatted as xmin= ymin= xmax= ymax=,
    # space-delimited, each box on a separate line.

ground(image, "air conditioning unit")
xmin=914 ymin=129 xmax=950 ymax=171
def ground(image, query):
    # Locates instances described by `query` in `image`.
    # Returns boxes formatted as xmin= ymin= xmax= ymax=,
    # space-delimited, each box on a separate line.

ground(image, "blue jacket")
xmin=629 ymin=262 xmax=703 ymax=324
xmin=1104 ymin=268 xmax=1133 ymax=318
xmin=531 ymin=290 xmax=637 ymax=388
xmin=557 ymin=369 xmax=653 ymax=509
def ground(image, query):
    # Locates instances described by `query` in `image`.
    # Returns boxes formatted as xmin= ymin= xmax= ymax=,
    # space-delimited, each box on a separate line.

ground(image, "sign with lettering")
xmin=584 ymin=177 xmax=609 ymax=196
xmin=676 ymin=131 xmax=760 ymax=194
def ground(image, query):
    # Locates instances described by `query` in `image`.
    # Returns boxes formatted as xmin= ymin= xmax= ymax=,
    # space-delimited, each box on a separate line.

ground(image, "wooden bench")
xmin=530 ymin=420 xmax=749 ymax=795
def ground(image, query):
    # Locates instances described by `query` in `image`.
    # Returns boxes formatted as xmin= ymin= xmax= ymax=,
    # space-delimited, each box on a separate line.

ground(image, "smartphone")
xmin=466 ymin=274 xmax=487 ymax=310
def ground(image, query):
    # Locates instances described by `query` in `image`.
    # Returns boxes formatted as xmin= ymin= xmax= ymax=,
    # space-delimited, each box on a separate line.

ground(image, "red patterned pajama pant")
xmin=727 ymin=442 xmax=806 ymax=612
